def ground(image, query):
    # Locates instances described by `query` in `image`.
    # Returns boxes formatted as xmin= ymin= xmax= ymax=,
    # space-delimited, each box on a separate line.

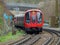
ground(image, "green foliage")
xmin=18 ymin=0 xmax=41 ymax=4
xmin=0 ymin=30 xmax=25 ymax=42
xmin=6 ymin=0 xmax=42 ymax=4
xmin=0 ymin=17 xmax=3 ymax=25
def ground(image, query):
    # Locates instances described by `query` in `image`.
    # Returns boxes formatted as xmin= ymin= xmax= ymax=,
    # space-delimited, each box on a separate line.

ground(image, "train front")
xmin=24 ymin=9 xmax=44 ymax=33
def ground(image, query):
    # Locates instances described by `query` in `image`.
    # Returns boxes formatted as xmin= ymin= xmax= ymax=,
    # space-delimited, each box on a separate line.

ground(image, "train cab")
xmin=24 ymin=9 xmax=44 ymax=33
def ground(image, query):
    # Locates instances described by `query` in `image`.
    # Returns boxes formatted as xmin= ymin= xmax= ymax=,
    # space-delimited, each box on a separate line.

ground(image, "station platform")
xmin=43 ymin=27 xmax=60 ymax=31
xmin=43 ymin=23 xmax=60 ymax=31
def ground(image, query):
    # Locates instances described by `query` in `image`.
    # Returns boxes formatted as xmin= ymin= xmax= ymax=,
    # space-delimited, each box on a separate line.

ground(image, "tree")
xmin=55 ymin=0 xmax=58 ymax=16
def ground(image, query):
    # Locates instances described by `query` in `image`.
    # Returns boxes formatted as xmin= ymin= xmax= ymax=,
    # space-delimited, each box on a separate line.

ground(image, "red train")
xmin=14 ymin=9 xmax=44 ymax=33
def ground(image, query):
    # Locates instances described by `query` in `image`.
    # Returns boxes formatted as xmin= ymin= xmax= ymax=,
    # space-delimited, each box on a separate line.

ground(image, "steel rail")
xmin=55 ymin=37 xmax=60 ymax=45
xmin=8 ymin=35 xmax=31 ymax=45
xmin=43 ymin=29 xmax=60 ymax=45
xmin=21 ymin=34 xmax=41 ymax=45
xmin=42 ymin=30 xmax=54 ymax=45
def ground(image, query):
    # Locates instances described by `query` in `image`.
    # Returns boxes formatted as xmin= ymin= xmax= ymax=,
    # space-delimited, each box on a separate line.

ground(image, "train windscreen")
xmin=25 ymin=12 xmax=30 ymax=23
xmin=37 ymin=12 xmax=42 ymax=23
xmin=31 ymin=11 xmax=36 ymax=23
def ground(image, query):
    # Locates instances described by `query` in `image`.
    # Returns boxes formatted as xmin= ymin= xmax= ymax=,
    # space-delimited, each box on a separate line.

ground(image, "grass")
xmin=0 ymin=30 xmax=25 ymax=42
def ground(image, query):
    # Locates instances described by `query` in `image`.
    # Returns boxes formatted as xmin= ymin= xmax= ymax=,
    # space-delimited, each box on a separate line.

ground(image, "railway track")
xmin=9 ymin=26 xmax=60 ymax=45
xmin=34 ymin=29 xmax=60 ymax=45
xmin=8 ymin=34 xmax=31 ymax=45
xmin=10 ymin=34 xmax=41 ymax=45
xmin=42 ymin=29 xmax=59 ymax=45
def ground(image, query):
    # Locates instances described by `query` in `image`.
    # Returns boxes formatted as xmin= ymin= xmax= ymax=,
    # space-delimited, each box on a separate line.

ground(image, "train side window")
xmin=25 ymin=12 xmax=30 ymax=23
xmin=37 ymin=12 xmax=42 ymax=23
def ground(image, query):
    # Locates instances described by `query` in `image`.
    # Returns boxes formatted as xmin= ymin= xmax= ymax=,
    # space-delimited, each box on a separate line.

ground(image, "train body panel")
xmin=14 ymin=16 xmax=24 ymax=27
xmin=24 ymin=9 xmax=44 ymax=28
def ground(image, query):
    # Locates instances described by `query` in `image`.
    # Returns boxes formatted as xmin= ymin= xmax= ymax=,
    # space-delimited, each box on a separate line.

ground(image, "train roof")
xmin=25 ymin=9 xmax=42 ymax=12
